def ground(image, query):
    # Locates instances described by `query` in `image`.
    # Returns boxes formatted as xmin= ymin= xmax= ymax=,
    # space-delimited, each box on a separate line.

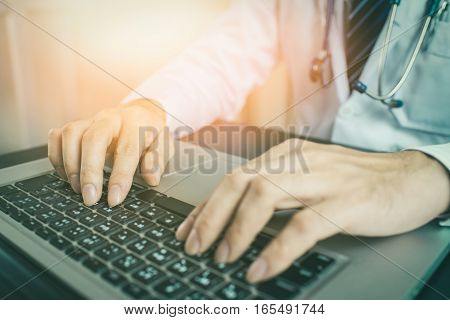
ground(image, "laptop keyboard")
xmin=0 ymin=172 xmax=337 ymax=299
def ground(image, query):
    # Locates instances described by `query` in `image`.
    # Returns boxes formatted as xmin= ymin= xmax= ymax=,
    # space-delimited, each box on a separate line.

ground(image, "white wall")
xmin=0 ymin=0 xmax=289 ymax=154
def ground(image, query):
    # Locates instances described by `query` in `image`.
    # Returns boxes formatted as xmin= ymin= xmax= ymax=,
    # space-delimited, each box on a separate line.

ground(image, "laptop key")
xmin=113 ymin=254 xmax=145 ymax=273
xmin=15 ymin=174 xmax=57 ymax=192
xmin=136 ymin=189 xmax=163 ymax=203
xmin=183 ymin=290 xmax=210 ymax=300
xmin=111 ymin=210 xmax=138 ymax=224
xmin=30 ymin=186 xmax=53 ymax=198
xmin=122 ymin=284 xmax=151 ymax=299
xmin=110 ymin=229 xmax=139 ymax=245
xmin=82 ymin=257 xmax=107 ymax=273
xmin=66 ymin=247 xmax=88 ymax=261
xmin=124 ymin=199 xmax=150 ymax=212
xmin=94 ymin=221 xmax=121 ymax=236
xmin=12 ymin=196 xmax=39 ymax=208
xmin=63 ymin=225 xmax=92 ymax=241
xmin=257 ymin=278 xmax=300 ymax=299
xmin=0 ymin=199 xmax=19 ymax=215
xmin=207 ymin=260 xmax=244 ymax=274
xmin=9 ymin=210 xmax=28 ymax=222
xmin=231 ymin=266 xmax=248 ymax=283
xmin=101 ymin=269 xmax=127 ymax=287
xmin=215 ymin=283 xmax=251 ymax=300
xmin=35 ymin=227 xmax=57 ymax=240
xmin=49 ymin=217 xmax=77 ymax=232
xmin=79 ymin=213 xmax=106 ymax=227
xmin=36 ymin=210 xmax=63 ymax=223
xmin=3 ymin=190 xmax=27 ymax=202
xmin=153 ymin=197 xmax=194 ymax=216
xmin=22 ymin=217 xmax=43 ymax=231
xmin=191 ymin=270 xmax=224 ymax=289
xmin=96 ymin=204 xmax=121 ymax=216
xmin=280 ymin=265 xmax=316 ymax=286
xmin=65 ymin=205 xmax=90 ymax=219
xmin=49 ymin=236 xmax=72 ymax=250
xmin=167 ymin=258 xmax=198 ymax=277
xmin=140 ymin=206 xmax=166 ymax=220
xmin=301 ymin=253 xmax=335 ymax=273
xmin=127 ymin=238 xmax=157 ymax=255
xmin=146 ymin=248 xmax=177 ymax=266
xmin=145 ymin=226 xmax=173 ymax=241
xmin=0 ymin=185 xmax=19 ymax=195
xmin=53 ymin=199 xmax=77 ymax=212
xmin=128 ymin=218 xmax=156 ymax=233
xmin=94 ymin=243 xmax=125 ymax=261
xmin=46 ymin=180 xmax=68 ymax=190
xmin=41 ymin=193 xmax=66 ymax=205
xmin=154 ymin=278 xmax=189 ymax=298
xmin=156 ymin=214 xmax=183 ymax=229
xmin=23 ymin=202 xmax=50 ymax=215
xmin=132 ymin=265 xmax=163 ymax=285
xmin=163 ymin=238 xmax=183 ymax=251
xmin=78 ymin=234 xmax=107 ymax=250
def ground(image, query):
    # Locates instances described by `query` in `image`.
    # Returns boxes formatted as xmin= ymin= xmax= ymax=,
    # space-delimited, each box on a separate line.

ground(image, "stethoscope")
xmin=310 ymin=0 xmax=448 ymax=108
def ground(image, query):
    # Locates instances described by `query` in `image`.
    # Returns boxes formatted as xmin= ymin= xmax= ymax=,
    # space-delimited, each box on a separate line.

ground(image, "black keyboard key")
xmin=66 ymin=247 xmax=88 ymax=261
xmin=301 ymin=253 xmax=335 ymax=273
xmin=132 ymin=265 xmax=163 ymax=285
xmin=128 ymin=218 xmax=155 ymax=233
xmin=53 ymin=198 xmax=77 ymax=211
xmin=9 ymin=209 xmax=28 ymax=222
xmin=49 ymin=236 xmax=72 ymax=250
xmin=79 ymin=213 xmax=106 ymax=227
xmin=78 ymin=234 xmax=107 ymax=250
xmin=127 ymin=238 xmax=157 ymax=255
xmin=65 ymin=205 xmax=90 ymax=219
xmin=22 ymin=218 xmax=43 ymax=231
xmin=136 ymin=189 xmax=162 ymax=202
xmin=167 ymin=259 xmax=197 ymax=277
xmin=96 ymin=204 xmax=120 ymax=216
xmin=94 ymin=221 xmax=121 ymax=236
xmin=3 ymin=190 xmax=27 ymax=202
xmin=231 ymin=266 xmax=248 ymax=283
xmin=49 ymin=217 xmax=77 ymax=232
xmin=30 ymin=186 xmax=53 ymax=198
xmin=0 ymin=185 xmax=19 ymax=195
xmin=94 ymin=243 xmax=125 ymax=261
xmin=113 ymin=254 xmax=145 ymax=273
xmin=215 ymin=283 xmax=251 ymax=300
xmin=122 ymin=284 xmax=151 ymax=299
xmin=140 ymin=206 xmax=166 ymax=220
xmin=145 ymin=226 xmax=173 ymax=241
xmin=41 ymin=193 xmax=66 ymax=205
xmin=63 ymin=225 xmax=92 ymax=241
xmin=163 ymin=238 xmax=183 ymax=251
xmin=13 ymin=196 xmax=39 ymax=208
xmin=46 ymin=180 xmax=69 ymax=190
xmin=35 ymin=227 xmax=57 ymax=240
xmin=156 ymin=214 xmax=183 ymax=229
xmin=154 ymin=278 xmax=189 ymax=298
xmin=153 ymin=197 xmax=194 ymax=216
xmin=82 ymin=257 xmax=107 ymax=273
xmin=207 ymin=260 xmax=244 ymax=274
xmin=146 ymin=248 xmax=177 ymax=265
xmin=243 ymin=247 xmax=261 ymax=263
xmin=15 ymin=174 xmax=57 ymax=191
xmin=257 ymin=278 xmax=300 ymax=299
xmin=23 ymin=202 xmax=50 ymax=215
xmin=0 ymin=199 xmax=19 ymax=215
xmin=101 ymin=269 xmax=127 ymax=286
xmin=281 ymin=265 xmax=316 ymax=286
xmin=35 ymin=210 xmax=63 ymax=223
xmin=184 ymin=290 xmax=210 ymax=300
xmin=111 ymin=210 xmax=138 ymax=224
xmin=110 ymin=229 xmax=139 ymax=245
xmin=191 ymin=270 xmax=224 ymax=289
xmin=124 ymin=199 xmax=150 ymax=212
xmin=129 ymin=184 xmax=144 ymax=194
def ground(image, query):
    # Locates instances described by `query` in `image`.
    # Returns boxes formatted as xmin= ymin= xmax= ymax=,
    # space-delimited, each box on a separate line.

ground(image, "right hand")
xmin=48 ymin=99 xmax=173 ymax=207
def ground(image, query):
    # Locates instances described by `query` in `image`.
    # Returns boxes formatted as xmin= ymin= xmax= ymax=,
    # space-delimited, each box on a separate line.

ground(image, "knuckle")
xmin=250 ymin=177 xmax=269 ymax=196
xmin=61 ymin=122 xmax=78 ymax=136
xmin=47 ymin=127 xmax=60 ymax=140
xmin=195 ymin=217 xmax=213 ymax=235
xmin=225 ymin=170 xmax=247 ymax=188
xmin=226 ymin=224 xmax=246 ymax=243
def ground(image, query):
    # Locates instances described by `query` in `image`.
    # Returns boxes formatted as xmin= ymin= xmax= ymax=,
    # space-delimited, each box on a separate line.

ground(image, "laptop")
xmin=0 ymin=140 xmax=448 ymax=299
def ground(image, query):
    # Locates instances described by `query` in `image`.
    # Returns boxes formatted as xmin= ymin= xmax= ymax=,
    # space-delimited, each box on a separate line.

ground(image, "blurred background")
xmin=0 ymin=0 xmax=289 ymax=154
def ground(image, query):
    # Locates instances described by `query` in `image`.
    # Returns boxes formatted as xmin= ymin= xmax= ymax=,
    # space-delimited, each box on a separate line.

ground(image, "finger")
xmin=61 ymin=120 xmax=92 ymax=193
xmin=246 ymin=204 xmax=339 ymax=283
xmin=80 ymin=120 xmax=115 ymax=206
xmin=215 ymin=176 xmax=284 ymax=263
xmin=108 ymin=124 xmax=147 ymax=207
xmin=48 ymin=128 xmax=66 ymax=179
xmin=140 ymin=129 xmax=174 ymax=186
xmin=175 ymin=202 xmax=205 ymax=241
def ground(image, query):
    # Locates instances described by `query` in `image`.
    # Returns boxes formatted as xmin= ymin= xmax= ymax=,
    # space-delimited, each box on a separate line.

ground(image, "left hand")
xmin=175 ymin=139 xmax=450 ymax=283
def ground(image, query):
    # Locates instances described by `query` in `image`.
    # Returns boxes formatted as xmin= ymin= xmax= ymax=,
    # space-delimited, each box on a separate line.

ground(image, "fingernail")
xmin=82 ymin=184 xmax=97 ymax=206
xmin=108 ymin=184 xmax=122 ymax=207
xmin=185 ymin=229 xmax=200 ymax=255
xmin=215 ymin=240 xmax=229 ymax=263
xmin=69 ymin=174 xmax=80 ymax=193
xmin=247 ymin=258 xmax=268 ymax=283
xmin=176 ymin=216 xmax=193 ymax=241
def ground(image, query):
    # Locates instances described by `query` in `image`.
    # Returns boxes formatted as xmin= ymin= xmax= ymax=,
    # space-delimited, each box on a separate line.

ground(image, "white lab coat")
xmin=124 ymin=0 xmax=450 ymax=169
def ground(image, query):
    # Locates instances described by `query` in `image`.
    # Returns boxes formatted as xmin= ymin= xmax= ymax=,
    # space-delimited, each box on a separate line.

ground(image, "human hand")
xmin=48 ymin=99 xmax=173 ymax=207
xmin=175 ymin=139 xmax=450 ymax=283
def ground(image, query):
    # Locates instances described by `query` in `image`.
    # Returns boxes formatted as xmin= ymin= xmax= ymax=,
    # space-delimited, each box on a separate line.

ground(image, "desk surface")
xmin=0 ymin=126 xmax=448 ymax=299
